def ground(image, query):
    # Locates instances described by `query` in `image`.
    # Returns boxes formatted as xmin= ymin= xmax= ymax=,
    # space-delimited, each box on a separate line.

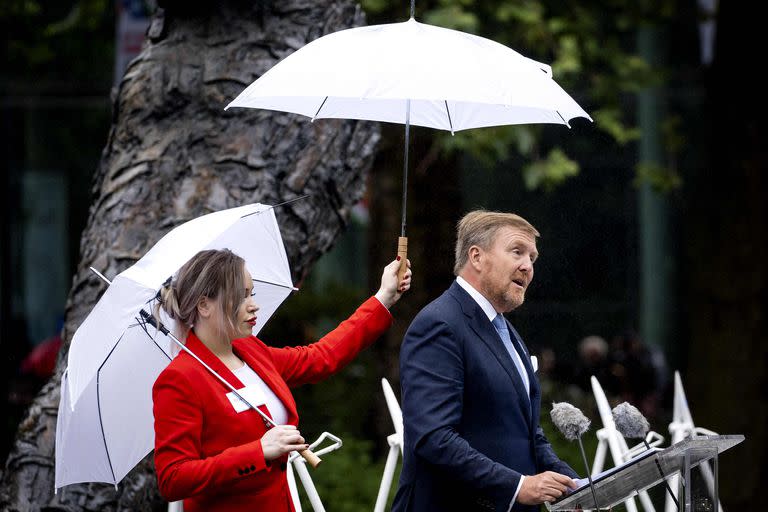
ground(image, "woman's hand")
xmin=261 ymin=425 xmax=308 ymax=461
xmin=375 ymin=257 xmax=412 ymax=309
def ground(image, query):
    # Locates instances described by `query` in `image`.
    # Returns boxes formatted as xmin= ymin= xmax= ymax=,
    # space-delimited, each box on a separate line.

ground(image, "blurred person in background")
xmin=572 ymin=334 xmax=613 ymax=394
xmin=608 ymin=330 xmax=667 ymax=420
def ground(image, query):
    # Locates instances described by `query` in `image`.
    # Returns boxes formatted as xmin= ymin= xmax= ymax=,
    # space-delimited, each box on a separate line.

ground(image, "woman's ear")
xmin=197 ymin=296 xmax=212 ymax=318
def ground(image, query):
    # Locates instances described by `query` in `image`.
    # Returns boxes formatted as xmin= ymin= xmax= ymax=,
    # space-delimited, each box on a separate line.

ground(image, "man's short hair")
xmin=454 ymin=210 xmax=539 ymax=275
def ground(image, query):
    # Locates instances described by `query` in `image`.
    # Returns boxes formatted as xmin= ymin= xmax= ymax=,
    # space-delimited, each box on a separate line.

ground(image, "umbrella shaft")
xmin=401 ymin=99 xmax=411 ymax=238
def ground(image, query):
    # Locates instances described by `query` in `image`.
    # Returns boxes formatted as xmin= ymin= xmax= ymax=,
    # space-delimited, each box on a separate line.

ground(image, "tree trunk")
xmin=684 ymin=2 xmax=767 ymax=509
xmin=0 ymin=2 xmax=379 ymax=510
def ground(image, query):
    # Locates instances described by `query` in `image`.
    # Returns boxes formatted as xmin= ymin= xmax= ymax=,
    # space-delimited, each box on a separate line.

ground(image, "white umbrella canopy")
xmin=55 ymin=203 xmax=296 ymax=488
xmin=225 ymin=18 xmax=592 ymax=131
xmin=225 ymin=16 xmax=591 ymax=278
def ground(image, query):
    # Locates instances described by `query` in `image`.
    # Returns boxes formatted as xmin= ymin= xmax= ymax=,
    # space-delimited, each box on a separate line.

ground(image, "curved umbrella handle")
xmin=298 ymin=447 xmax=322 ymax=468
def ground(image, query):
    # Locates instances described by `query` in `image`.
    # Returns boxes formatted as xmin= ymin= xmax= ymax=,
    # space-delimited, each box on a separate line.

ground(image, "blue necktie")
xmin=492 ymin=314 xmax=530 ymax=398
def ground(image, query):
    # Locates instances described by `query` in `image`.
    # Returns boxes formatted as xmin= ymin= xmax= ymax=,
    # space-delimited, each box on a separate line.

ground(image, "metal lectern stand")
xmin=547 ymin=435 xmax=744 ymax=512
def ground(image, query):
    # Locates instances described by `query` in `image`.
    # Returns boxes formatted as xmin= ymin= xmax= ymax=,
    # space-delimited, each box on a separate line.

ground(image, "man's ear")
xmin=468 ymin=245 xmax=483 ymax=271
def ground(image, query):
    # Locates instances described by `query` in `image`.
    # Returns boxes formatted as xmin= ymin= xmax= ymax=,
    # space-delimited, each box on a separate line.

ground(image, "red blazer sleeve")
xmin=268 ymin=296 xmax=393 ymax=387
xmin=152 ymin=366 xmax=268 ymax=502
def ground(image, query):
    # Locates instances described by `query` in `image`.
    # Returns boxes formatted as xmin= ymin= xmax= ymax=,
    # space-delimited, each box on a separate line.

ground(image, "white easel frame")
xmin=664 ymin=371 xmax=723 ymax=512
xmin=374 ymin=378 xmax=404 ymax=512
xmin=590 ymin=376 xmax=662 ymax=512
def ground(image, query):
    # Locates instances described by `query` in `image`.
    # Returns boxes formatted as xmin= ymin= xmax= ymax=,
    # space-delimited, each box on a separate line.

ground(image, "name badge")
xmin=226 ymin=385 xmax=268 ymax=414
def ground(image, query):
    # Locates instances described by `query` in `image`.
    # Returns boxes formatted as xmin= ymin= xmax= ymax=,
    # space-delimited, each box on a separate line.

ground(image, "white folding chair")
xmin=167 ymin=431 xmax=343 ymax=512
xmin=665 ymin=371 xmax=723 ymax=512
xmin=590 ymin=376 xmax=661 ymax=512
xmin=373 ymin=378 xmax=404 ymax=512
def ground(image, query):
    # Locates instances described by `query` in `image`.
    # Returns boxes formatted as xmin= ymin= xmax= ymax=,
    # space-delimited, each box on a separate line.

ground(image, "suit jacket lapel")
xmin=508 ymin=322 xmax=540 ymax=429
xmin=449 ymin=282 xmax=533 ymax=426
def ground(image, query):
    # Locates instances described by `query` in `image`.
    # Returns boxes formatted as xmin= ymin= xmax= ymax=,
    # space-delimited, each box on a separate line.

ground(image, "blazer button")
xmin=250 ymin=465 xmax=256 ymax=471
xmin=243 ymin=467 xmax=250 ymax=474
xmin=238 ymin=469 xmax=244 ymax=475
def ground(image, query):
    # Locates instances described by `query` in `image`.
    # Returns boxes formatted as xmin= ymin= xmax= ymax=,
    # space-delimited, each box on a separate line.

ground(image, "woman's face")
xmin=197 ymin=265 xmax=260 ymax=341
xmin=233 ymin=267 xmax=259 ymax=338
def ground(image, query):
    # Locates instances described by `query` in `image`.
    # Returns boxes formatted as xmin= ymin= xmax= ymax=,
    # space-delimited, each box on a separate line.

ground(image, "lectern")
xmin=547 ymin=435 xmax=744 ymax=511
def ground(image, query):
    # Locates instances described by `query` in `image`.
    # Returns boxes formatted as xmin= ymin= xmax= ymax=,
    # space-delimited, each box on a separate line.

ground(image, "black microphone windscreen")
xmin=550 ymin=402 xmax=590 ymax=441
xmin=612 ymin=402 xmax=650 ymax=439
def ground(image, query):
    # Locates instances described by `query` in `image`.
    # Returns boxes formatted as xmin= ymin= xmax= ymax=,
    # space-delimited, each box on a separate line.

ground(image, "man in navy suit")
xmin=392 ymin=210 xmax=578 ymax=512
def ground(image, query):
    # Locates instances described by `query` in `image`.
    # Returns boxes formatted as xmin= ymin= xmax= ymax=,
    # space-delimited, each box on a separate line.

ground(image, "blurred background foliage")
xmin=1 ymin=0 xmax=114 ymax=85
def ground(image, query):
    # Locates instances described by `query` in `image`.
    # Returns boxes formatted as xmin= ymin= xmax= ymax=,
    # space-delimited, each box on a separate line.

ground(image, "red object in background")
xmin=20 ymin=335 xmax=62 ymax=379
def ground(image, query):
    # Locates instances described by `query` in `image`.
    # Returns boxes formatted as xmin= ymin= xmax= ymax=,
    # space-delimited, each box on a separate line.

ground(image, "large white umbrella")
xmin=55 ymin=203 xmax=299 ymax=489
xmin=225 ymin=18 xmax=590 ymax=130
xmin=225 ymin=13 xmax=591 ymax=276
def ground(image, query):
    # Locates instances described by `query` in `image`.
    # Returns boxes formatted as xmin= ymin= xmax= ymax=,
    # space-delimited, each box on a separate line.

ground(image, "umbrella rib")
xmin=252 ymin=278 xmax=299 ymax=291
xmin=96 ymin=335 xmax=125 ymax=487
xmin=311 ymin=96 xmax=329 ymax=122
xmin=556 ymin=110 xmax=571 ymax=128
xmin=444 ymin=101 xmax=455 ymax=135
xmin=87 ymin=265 xmax=161 ymax=482
xmin=135 ymin=314 xmax=175 ymax=361
xmin=241 ymin=200 xmax=301 ymax=282
xmin=93 ymin=316 xmax=175 ymax=489
xmin=240 ymin=194 xmax=310 ymax=219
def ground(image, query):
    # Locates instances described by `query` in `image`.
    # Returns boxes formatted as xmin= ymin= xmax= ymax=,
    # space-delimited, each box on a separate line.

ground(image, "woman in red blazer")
xmin=152 ymin=249 xmax=411 ymax=511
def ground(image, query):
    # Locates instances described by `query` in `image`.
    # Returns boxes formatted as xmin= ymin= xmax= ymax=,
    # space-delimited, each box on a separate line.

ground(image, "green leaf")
xmin=522 ymin=148 xmax=580 ymax=191
xmin=593 ymin=108 xmax=641 ymax=145
xmin=439 ymin=125 xmax=539 ymax=167
xmin=551 ymin=35 xmax=582 ymax=76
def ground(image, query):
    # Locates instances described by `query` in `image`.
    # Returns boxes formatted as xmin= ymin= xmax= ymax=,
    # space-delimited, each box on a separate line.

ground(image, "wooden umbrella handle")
xmin=397 ymin=236 xmax=408 ymax=282
xmin=298 ymin=447 xmax=322 ymax=468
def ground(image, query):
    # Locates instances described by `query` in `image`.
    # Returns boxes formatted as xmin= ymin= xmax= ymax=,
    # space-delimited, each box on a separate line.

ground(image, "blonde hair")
xmin=454 ymin=210 xmax=540 ymax=275
xmin=156 ymin=249 xmax=246 ymax=340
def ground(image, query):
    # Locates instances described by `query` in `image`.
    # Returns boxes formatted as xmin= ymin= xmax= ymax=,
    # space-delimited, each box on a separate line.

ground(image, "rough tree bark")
xmin=0 ymin=2 xmax=380 ymax=510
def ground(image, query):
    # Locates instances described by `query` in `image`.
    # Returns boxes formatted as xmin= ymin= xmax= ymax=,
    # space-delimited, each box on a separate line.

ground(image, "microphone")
xmin=551 ymin=402 xmax=590 ymax=440
xmin=611 ymin=402 xmax=678 ymax=511
xmin=550 ymin=402 xmax=601 ymax=510
xmin=611 ymin=401 xmax=649 ymax=440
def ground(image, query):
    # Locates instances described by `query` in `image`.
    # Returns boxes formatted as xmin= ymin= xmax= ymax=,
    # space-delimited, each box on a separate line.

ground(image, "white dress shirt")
xmin=232 ymin=362 xmax=289 ymax=426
